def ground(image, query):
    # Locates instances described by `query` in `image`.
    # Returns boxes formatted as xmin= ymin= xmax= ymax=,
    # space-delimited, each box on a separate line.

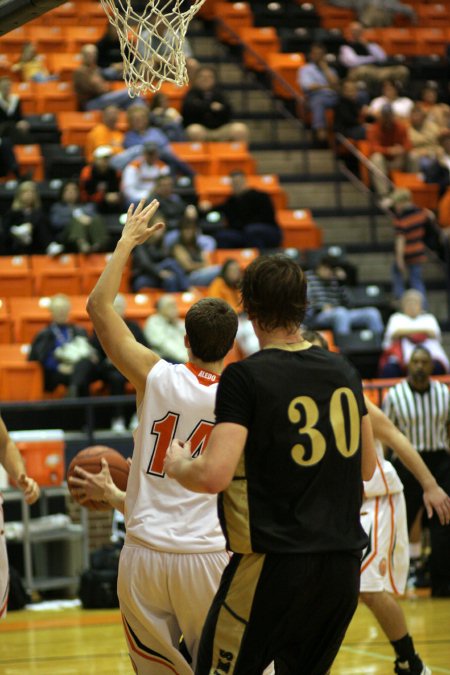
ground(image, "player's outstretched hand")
xmin=164 ymin=439 xmax=192 ymax=478
xmin=17 ymin=475 xmax=40 ymax=505
xmin=69 ymin=458 xmax=115 ymax=504
xmin=121 ymin=198 xmax=165 ymax=247
xmin=423 ymin=483 xmax=450 ymax=525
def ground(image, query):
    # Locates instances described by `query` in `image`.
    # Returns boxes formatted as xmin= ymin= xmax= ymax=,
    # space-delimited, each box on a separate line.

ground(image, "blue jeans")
xmin=307 ymin=90 xmax=339 ymax=130
xmin=392 ymin=263 xmax=426 ymax=302
xmin=85 ymin=90 xmax=146 ymax=111
xmin=313 ymin=306 xmax=384 ymax=335
xmin=215 ymin=224 xmax=282 ymax=250
xmin=109 ymin=143 xmax=194 ymax=177
xmin=132 ymin=259 xmax=189 ymax=292
xmin=188 ymin=264 xmax=221 ymax=287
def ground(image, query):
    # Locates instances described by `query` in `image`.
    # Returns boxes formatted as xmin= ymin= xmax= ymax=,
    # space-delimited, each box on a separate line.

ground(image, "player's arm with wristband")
xmin=87 ymin=199 xmax=165 ymax=405
xmin=366 ymin=397 xmax=450 ymax=525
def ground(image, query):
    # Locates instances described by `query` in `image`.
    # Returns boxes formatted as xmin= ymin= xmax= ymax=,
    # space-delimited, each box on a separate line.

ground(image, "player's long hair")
xmin=185 ymin=298 xmax=238 ymax=362
xmin=241 ymin=254 xmax=307 ymax=332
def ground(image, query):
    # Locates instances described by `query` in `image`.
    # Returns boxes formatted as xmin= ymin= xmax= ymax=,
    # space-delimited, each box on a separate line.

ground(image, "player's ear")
xmin=184 ymin=334 xmax=190 ymax=349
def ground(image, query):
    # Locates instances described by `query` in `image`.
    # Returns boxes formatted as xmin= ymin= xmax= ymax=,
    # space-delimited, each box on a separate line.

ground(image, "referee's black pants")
xmin=393 ymin=450 xmax=450 ymax=596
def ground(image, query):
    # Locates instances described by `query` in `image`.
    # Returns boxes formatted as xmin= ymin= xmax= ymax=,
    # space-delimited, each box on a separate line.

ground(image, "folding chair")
xmin=47 ymin=52 xmax=82 ymax=82
xmin=121 ymin=292 xmax=161 ymax=327
xmin=57 ymin=110 xmax=101 ymax=147
xmin=267 ymin=53 xmax=305 ymax=99
xmin=0 ymin=26 xmax=30 ymax=54
xmin=381 ymin=28 xmax=418 ymax=57
xmin=215 ymin=2 xmax=253 ymax=44
xmin=391 ymin=171 xmax=440 ymax=210
xmin=9 ymin=296 xmax=52 ymax=343
xmin=11 ymin=82 xmax=37 ymax=115
xmin=239 ymin=27 xmax=280 ymax=72
xmin=79 ymin=253 xmax=131 ymax=294
xmin=27 ymin=26 xmax=66 ymax=53
xmin=0 ymin=360 xmax=44 ymax=401
xmin=0 ymin=299 xmax=13 ymax=343
xmin=15 ymin=144 xmax=44 ymax=181
xmin=211 ymin=248 xmax=259 ymax=268
xmin=64 ymin=25 xmax=105 ymax=52
xmin=35 ymin=81 xmax=77 ymax=115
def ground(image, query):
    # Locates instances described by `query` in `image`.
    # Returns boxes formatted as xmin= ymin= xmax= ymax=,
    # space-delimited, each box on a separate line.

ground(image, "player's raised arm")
xmin=87 ymin=199 xmax=165 ymax=402
xmin=366 ymin=397 xmax=450 ymax=524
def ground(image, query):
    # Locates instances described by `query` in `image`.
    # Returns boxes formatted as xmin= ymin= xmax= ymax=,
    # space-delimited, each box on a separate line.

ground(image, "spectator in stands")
xmin=407 ymin=105 xmax=441 ymax=174
xmin=147 ymin=174 xmax=187 ymax=231
xmin=339 ymin=22 xmax=409 ymax=92
xmin=138 ymin=25 xmax=200 ymax=82
xmin=367 ymin=103 xmax=411 ymax=197
xmin=95 ymin=23 xmax=124 ymax=79
xmin=123 ymin=103 xmax=194 ymax=177
xmin=29 ymin=294 xmax=96 ymax=398
xmin=131 ymin=214 xmax=188 ymax=292
xmin=85 ymin=105 xmax=124 ymax=162
xmin=305 ymin=255 xmax=384 ymax=337
xmin=171 ymin=214 xmax=221 ymax=288
xmin=379 ymin=289 xmax=449 ymax=377
xmin=417 ymin=81 xmax=450 ymax=131
xmin=207 ymin=258 xmax=242 ymax=313
xmin=149 ymin=92 xmax=186 ymax=142
xmin=389 ymin=188 xmax=428 ymax=300
xmin=90 ymin=293 xmax=148 ymax=432
xmin=328 ymin=0 xmax=416 ymax=27
xmin=49 ymin=180 xmax=109 ymax=253
xmin=79 ymin=145 xmax=122 ymax=214
xmin=143 ymin=295 xmax=188 ymax=363
xmin=368 ymin=79 xmax=414 ymax=120
xmin=73 ymin=44 xmax=140 ymax=111
xmin=181 ymin=66 xmax=249 ymax=142
xmin=121 ymin=142 xmax=170 ymax=206
xmin=2 ymin=181 xmax=56 ymax=255
xmin=334 ymin=79 xmax=369 ymax=140
xmin=0 ymin=76 xmax=30 ymax=139
xmin=422 ymin=132 xmax=450 ymax=196
xmin=298 ymin=43 xmax=340 ymax=144
xmin=212 ymin=170 xmax=282 ymax=250
xmin=11 ymin=42 xmax=56 ymax=83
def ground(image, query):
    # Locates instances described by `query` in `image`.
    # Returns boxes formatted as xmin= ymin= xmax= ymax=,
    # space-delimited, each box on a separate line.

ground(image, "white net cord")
xmin=99 ymin=0 xmax=206 ymax=95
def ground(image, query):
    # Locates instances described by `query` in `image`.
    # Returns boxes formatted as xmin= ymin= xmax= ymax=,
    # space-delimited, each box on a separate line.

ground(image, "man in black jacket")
xmin=29 ymin=294 xmax=96 ymax=397
xmin=213 ymin=171 xmax=282 ymax=250
xmin=181 ymin=67 xmax=249 ymax=142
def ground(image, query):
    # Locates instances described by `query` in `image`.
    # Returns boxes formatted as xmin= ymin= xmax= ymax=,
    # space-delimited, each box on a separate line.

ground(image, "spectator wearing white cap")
xmin=79 ymin=145 xmax=122 ymax=214
xmin=121 ymin=142 xmax=170 ymax=206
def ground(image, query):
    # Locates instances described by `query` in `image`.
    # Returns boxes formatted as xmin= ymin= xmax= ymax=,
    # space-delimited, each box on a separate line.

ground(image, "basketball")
xmin=67 ymin=445 xmax=129 ymax=511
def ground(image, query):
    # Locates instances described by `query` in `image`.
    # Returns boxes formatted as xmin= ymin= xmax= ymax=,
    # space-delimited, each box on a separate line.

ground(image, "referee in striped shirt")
xmin=383 ymin=345 xmax=450 ymax=597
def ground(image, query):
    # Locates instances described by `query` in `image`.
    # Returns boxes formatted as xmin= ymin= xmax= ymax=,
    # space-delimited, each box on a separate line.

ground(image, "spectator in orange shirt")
xmin=367 ymin=103 xmax=411 ymax=197
xmin=85 ymin=105 xmax=124 ymax=162
xmin=207 ymin=259 xmax=242 ymax=313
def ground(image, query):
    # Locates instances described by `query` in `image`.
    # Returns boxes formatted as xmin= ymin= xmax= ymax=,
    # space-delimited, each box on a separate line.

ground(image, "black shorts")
xmin=196 ymin=550 xmax=360 ymax=675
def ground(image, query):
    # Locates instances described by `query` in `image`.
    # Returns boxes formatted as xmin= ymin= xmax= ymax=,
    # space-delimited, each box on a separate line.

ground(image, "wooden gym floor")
xmin=0 ymin=594 xmax=449 ymax=674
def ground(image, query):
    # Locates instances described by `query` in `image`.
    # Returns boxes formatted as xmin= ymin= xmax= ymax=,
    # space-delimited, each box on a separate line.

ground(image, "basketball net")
xmin=99 ymin=0 xmax=206 ymax=95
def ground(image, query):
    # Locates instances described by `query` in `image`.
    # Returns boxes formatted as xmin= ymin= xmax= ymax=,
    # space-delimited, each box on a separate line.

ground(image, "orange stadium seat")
xmin=44 ymin=2 xmax=77 ymax=27
xmin=9 ymin=296 xmax=53 ymax=343
xmin=195 ymin=175 xmax=287 ymax=209
xmin=419 ymin=28 xmax=448 ymax=56
xmin=0 ymin=360 xmax=44 ymax=401
xmin=47 ymin=52 xmax=82 ymax=82
xmin=0 ymin=256 xmax=33 ymax=297
xmin=317 ymin=6 xmax=355 ymax=29
xmin=57 ymin=110 xmax=101 ymax=147
xmin=381 ymin=28 xmax=418 ymax=57
xmin=27 ymin=26 xmax=66 ymax=53
xmin=11 ymin=82 xmax=37 ymax=115
xmin=79 ymin=253 xmax=131 ymax=294
xmin=15 ymin=144 xmax=44 ymax=181
xmin=391 ymin=171 xmax=440 ymax=209
xmin=0 ymin=299 xmax=13 ymax=343
xmin=121 ymin=292 xmax=161 ymax=326
xmin=77 ymin=4 xmax=109 ymax=27
xmin=277 ymin=209 xmax=323 ymax=250
xmin=417 ymin=4 xmax=449 ymax=28
xmin=67 ymin=295 xmax=92 ymax=333
xmin=30 ymin=254 xmax=82 ymax=296
xmin=0 ymin=343 xmax=32 ymax=361
xmin=169 ymin=143 xmax=212 ymax=175
xmin=267 ymin=53 xmax=305 ymax=99
xmin=155 ymin=82 xmax=189 ymax=112
xmin=171 ymin=290 xmax=204 ymax=318
xmin=211 ymin=248 xmax=259 ymax=268
xmin=34 ymin=81 xmax=77 ymax=114
xmin=215 ymin=2 xmax=253 ymax=44
xmin=0 ymin=54 xmax=13 ymax=78
xmin=239 ymin=27 xmax=280 ymax=72
xmin=64 ymin=25 xmax=105 ymax=52
xmin=0 ymin=26 xmax=30 ymax=54
xmin=208 ymin=142 xmax=256 ymax=175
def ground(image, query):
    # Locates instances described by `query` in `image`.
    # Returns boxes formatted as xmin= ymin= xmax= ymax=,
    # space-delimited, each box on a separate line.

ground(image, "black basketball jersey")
xmin=215 ymin=345 xmax=368 ymax=555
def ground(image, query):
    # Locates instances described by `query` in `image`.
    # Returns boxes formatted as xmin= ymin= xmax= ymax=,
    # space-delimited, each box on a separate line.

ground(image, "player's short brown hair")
xmin=185 ymin=298 xmax=238 ymax=362
xmin=241 ymin=254 xmax=307 ymax=331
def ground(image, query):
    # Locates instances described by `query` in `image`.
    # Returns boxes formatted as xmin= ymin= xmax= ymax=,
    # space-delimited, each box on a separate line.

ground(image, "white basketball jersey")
xmin=125 ymin=360 xmax=226 ymax=553
xmin=364 ymin=440 xmax=404 ymax=499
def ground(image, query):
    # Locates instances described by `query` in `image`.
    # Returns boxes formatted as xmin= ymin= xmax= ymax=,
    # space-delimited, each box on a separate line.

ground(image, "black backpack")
xmin=78 ymin=544 xmax=122 ymax=609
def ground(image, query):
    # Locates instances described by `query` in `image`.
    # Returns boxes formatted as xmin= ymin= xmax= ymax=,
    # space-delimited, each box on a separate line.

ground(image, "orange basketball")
xmin=67 ymin=445 xmax=129 ymax=511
